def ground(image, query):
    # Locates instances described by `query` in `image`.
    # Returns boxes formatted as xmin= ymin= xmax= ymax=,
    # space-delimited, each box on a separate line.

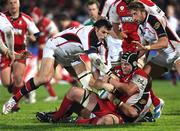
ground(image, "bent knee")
xmin=97 ymin=114 xmax=119 ymax=125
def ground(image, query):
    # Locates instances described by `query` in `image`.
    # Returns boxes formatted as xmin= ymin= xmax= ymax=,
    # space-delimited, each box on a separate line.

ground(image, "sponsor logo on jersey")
xmin=120 ymin=6 xmax=124 ymax=11
xmin=154 ymin=22 xmax=160 ymax=29
xmin=13 ymin=28 xmax=23 ymax=35
xmin=121 ymin=16 xmax=133 ymax=22
xmin=139 ymin=99 xmax=146 ymax=105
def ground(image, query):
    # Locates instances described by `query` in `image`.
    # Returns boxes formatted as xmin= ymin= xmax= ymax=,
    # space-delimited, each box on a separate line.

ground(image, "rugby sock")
xmin=45 ymin=82 xmax=56 ymax=97
xmin=13 ymin=78 xmax=38 ymax=102
xmin=53 ymin=96 xmax=73 ymax=120
xmin=170 ymin=70 xmax=177 ymax=86
xmin=12 ymin=86 xmax=20 ymax=95
xmin=150 ymin=89 xmax=160 ymax=107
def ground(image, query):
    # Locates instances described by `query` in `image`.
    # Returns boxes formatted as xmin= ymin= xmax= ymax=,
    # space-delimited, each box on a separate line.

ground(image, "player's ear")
xmin=95 ymin=27 xmax=99 ymax=33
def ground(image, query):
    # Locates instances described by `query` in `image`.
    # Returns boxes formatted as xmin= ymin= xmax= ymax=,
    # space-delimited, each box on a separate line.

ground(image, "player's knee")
xmin=97 ymin=115 xmax=119 ymax=125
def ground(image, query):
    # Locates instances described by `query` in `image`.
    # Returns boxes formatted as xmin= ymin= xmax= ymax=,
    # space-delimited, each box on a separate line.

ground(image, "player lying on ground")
xmin=36 ymin=52 xmax=156 ymax=125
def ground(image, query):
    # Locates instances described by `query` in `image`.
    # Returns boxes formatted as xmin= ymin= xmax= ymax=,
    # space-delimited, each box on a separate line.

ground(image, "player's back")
xmin=54 ymin=25 xmax=95 ymax=50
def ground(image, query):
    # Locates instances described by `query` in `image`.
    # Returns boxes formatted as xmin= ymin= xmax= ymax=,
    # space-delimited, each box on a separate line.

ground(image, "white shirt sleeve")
xmin=0 ymin=13 xmax=13 ymax=32
xmin=109 ymin=4 xmax=120 ymax=23
xmin=46 ymin=21 xmax=59 ymax=36
xmin=101 ymin=0 xmax=115 ymax=17
xmin=22 ymin=15 xmax=39 ymax=34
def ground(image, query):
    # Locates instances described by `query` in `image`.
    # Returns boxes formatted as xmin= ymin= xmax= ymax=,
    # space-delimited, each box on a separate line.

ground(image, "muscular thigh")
xmin=12 ymin=61 xmax=26 ymax=79
xmin=0 ymin=66 xmax=11 ymax=86
xmin=96 ymin=114 xmax=120 ymax=125
xmin=38 ymin=58 xmax=55 ymax=78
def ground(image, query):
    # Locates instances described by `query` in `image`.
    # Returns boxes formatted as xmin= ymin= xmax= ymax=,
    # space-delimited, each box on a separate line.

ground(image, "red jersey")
xmin=4 ymin=11 xmax=39 ymax=52
xmin=37 ymin=17 xmax=58 ymax=59
xmin=109 ymin=0 xmax=140 ymax=52
xmin=114 ymin=65 xmax=149 ymax=104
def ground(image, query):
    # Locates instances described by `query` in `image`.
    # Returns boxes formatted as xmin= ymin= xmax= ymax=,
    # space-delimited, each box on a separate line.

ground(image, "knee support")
xmin=80 ymin=89 xmax=91 ymax=108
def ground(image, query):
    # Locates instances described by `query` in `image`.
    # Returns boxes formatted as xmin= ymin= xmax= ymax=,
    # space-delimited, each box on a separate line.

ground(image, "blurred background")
xmin=0 ymin=0 xmax=180 ymax=82
xmin=0 ymin=0 xmax=180 ymax=34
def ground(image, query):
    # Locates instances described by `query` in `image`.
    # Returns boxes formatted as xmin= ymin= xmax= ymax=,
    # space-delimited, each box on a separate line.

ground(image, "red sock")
xmin=150 ymin=89 xmax=160 ymax=107
xmin=62 ymin=74 xmax=73 ymax=83
xmin=14 ymin=78 xmax=38 ymax=102
xmin=45 ymin=82 xmax=56 ymax=97
xmin=53 ymin=96 xmax=73 ymax=120
xmin=12 ymin=86 xmax=20 ymax=95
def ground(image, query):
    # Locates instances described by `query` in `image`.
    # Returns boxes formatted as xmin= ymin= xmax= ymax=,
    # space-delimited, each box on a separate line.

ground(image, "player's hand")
xmin=15 ymin=51 xmax=32 ymax=60
xmin=118 ymin=30 xmax=128 ymax=39
xmin=132 ymin=41 xmax=146 ymax=51
xmin=109 ymin=73 xmax=119 ymax=81
xmin=5 ymin=50 xmax=15 ymax=65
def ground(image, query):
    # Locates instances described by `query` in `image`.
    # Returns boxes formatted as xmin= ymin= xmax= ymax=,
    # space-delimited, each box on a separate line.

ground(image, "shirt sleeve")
xmin=148 ymin=15 xmax=167 ymax=38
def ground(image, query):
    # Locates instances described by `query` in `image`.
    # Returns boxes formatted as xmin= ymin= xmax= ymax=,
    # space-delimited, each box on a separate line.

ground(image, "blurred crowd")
xmin=0 ymin=0 xmax=180 ymax=35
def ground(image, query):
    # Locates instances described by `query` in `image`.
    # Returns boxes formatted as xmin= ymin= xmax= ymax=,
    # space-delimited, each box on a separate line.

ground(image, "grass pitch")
xmin=0 ymin=80 xmax=180 ymax=131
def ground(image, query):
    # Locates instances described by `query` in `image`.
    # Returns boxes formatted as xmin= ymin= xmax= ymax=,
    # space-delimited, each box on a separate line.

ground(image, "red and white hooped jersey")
xmin=4 ymin=12 xmax=39 ymax=48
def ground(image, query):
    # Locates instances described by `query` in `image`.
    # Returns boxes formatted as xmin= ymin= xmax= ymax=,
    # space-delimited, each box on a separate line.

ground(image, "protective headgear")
xmin=121 ymin=52 xmax=138 ymax=70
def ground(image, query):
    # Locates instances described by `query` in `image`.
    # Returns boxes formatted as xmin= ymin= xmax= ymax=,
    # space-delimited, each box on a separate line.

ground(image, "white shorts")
xmin=43 ymin=37 xmax=84 ymax=67
xmin=150 ymin=41 xmax=180 ymax=69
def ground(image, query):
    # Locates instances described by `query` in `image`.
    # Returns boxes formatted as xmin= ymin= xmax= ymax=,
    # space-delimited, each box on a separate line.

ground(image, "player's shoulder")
xmin=21 ymin=12 xmax=33 ymax=21
xmin=134 ymin=68 xmax=148 ymax=78
xmin=147 ymin=14 xmax=161 ymax=27
xmin=139 ymin=0 xmax=155 ymax=6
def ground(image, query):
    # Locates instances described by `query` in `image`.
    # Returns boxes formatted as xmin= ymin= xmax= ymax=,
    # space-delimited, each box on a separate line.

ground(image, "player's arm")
xmin=3 ymin=26 xmax=14 ymax=55
xmin=47 ymin=21 xmax=59 ymax=37
xmin=135 ymin=16 xmax=168 ymax=51
xmin=108 ymin=77 xmax=140 ymax=96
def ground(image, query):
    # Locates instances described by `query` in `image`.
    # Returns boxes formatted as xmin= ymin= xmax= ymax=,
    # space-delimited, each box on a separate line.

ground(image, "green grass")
xmin=0 ymin=80 xmax=180 ymax=131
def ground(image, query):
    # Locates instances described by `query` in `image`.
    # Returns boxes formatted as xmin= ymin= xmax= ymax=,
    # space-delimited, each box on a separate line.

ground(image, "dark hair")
xmin=128 ymin=2 xmax=145 ymax=11
xmin=94 ymin=19 xmax=112 ymax=30
xmin=86 ymin=0 xmax=99 ymax=8
xmin=58 ymin=12 xmax=71 ymax=21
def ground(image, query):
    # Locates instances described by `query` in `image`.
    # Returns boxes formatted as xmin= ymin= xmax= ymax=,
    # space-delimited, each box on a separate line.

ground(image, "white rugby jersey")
xmin=138 ymin=14 xmax=180 ymax=63
xmin=53 ymin=25 xmax=105 ymax=52
xmin=0 ymin=12 xmax=13 ymax=33
xmin=139 ymin=0 xmax=165 ymax=17
xmin=99 ymin=0 xmax=116 ymax=17
xmin=52 ymin=25 xmax=111 ymax=73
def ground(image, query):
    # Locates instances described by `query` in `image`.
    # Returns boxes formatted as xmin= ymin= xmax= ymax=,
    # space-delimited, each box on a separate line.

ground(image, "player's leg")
xmin=174 ymin=59 xmax=180 ymax=76
xmin=36 ymin=87 xmax=98 ymax=122
xmin=0 ymin=66 xmax=12 ymax=92
xmin=52 ymin=87 xmax=97 ymax=121
xmin=10 ymin=61 xmax=26 ymax=111
xmin=2 ymin=37 xmax=57 ymax=114
xmin=0 ymin=57 xmax=12 ymax=92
